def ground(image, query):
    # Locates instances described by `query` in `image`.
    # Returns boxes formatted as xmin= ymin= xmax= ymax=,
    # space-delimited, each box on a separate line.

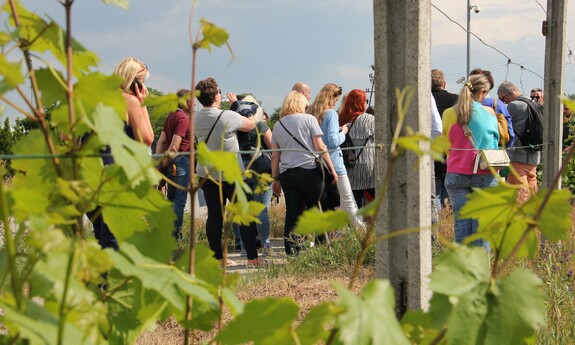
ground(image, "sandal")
xmin=219 ymin=258 xmax=238 ymax=267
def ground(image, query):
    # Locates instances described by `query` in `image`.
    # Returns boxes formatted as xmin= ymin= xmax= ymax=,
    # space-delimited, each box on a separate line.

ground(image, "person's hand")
xmin=331 ymin=171 xmax=338 ymax=185
xmin=272 ymin=180 xmax=282 ymax=197
xmin=226 ymin=92 xmax=237 ymax=104
xmin=134 ymin=83 xmax=149 ymax=105
xmin=340 ymin=123 xmax=350 ymax=134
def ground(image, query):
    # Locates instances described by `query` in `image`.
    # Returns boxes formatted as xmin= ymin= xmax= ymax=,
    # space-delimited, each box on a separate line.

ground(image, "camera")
xmin=472 ymin=5 xmax=480 ymax=13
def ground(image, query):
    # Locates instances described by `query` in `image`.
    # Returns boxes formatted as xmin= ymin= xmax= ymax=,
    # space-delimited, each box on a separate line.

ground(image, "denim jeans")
xmin=232 ymin=180 xmax=272 ymax=249
xmin=166 ymin=155 xmax=190 ymax=240
xmin=445 ymin=172 xmax=498 ymax=250
xmin=279 ymin=167 xmax=324 ymax=255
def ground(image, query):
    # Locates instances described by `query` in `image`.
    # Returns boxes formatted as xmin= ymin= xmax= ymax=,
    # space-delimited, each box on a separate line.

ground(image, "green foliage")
xmin=0 ymin=1 xmax=571 ymax=345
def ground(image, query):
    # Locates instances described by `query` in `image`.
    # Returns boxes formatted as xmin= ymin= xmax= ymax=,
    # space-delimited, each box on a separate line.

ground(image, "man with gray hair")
xmin=497 ymin=81 xmax=540 ymax=201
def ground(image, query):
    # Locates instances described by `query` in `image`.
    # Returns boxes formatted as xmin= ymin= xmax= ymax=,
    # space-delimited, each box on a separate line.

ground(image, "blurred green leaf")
xmin=216 ymin=298 xmax=299 ymax=345
xmin=196 ymin=142 xmax=243 ymax=183
xmin=0 ymin=54 xmax=23 ymax=95
xmin=294 ymin=208 xmax=349 ymax=235
xmin=145 ymin=92 xmax=179 ymax=119
xmin=297 ymin=302 xmax=340 ymax=344
xmin=430 ymin=246 xmax=490 ymax=296
xmin=198 ymin=19 xmax=229 ymax=51
xmin=534 ymin=188 xmax=571 ymax=241
xmin=227 ymin=200 xmax=265 ymax=226
xmin=102 ymin=0 xmax=130 ymax=9
xmin=335 ymin=280 xmax=410 ymax=345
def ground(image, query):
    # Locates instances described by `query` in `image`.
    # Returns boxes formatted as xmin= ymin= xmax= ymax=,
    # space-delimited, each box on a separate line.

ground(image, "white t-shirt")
xmin=272 ymin=114 xmax=324 ymax=174
xmin=195 ymin=107 xmax=244 ymax=180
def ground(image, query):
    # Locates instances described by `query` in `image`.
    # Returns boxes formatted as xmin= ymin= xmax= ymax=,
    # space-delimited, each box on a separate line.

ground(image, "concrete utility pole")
xmin=541 ymin=0 xmax=568 ymax=190
xmin=373 ymin=0 xmax=432 ymax=316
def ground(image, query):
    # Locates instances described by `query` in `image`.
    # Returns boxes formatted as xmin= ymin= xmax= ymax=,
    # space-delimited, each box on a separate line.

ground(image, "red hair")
xmin=339 ymin=89 xmax=367 ymax=125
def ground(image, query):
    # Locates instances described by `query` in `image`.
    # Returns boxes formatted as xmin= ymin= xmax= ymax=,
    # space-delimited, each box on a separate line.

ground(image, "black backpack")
xmin=516 ymin=98 xmax=544 ymax=151
xmin=341 ymin=121 xmax=357 ymax=168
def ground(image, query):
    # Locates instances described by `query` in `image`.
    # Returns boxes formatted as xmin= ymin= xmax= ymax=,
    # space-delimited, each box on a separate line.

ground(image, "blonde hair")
xmin=279 ymin=91 xmax=308 ymax=118
xmin=307 ymin=83 xmax=342 ymax=124
xmin=242 ymin=94 xmax=264 ymax=122
xmin=114 ymin=57 xmax=149 ymax=94
xmin=455 ymin=74 xmax=490 ymax=126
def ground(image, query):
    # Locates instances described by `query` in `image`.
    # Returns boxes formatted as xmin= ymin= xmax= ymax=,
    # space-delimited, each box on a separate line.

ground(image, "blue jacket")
xmin=320 ymin=109 xmax=346 ymax=175
xmin=482 ymin=97 xmax=515 ymax=147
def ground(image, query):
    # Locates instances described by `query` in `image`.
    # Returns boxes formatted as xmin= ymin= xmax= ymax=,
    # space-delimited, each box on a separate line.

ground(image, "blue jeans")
xmin=445 ymin=172 xmax=498 ymax=250
xmin=233 ymin=180 xmax=272 ymax=249
xmin=166 ymin=155 xmax=190 ymax=240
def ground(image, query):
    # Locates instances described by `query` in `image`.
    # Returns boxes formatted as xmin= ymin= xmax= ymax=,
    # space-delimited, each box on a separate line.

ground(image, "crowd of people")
xmin=90 ymin=56 xmax=572 ymax=266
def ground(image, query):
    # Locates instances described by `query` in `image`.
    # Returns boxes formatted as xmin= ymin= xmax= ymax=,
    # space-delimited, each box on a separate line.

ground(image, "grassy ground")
xmin=138 ymin=200 xmax=575 ymax=344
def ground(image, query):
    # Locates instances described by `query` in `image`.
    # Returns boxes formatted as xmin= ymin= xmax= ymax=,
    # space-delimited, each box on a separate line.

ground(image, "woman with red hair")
xmin=339 ymin=89 xmax=375 ymax=208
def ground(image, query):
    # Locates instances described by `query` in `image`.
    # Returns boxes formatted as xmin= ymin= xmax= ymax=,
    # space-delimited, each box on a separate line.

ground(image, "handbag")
xmin=250 ymin=150 xmax=272 ymax=174
xmin=462 ymin=124 xmax=510 ymax=173
xmin=493 ymin=99 xmax=510 ymax=147
xmin=278 ymin=120 xmax=334 ymax=184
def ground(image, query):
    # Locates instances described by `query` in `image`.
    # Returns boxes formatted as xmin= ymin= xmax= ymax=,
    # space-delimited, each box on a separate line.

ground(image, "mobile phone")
xmin=130 ymin=78 xmax=143 ymax=94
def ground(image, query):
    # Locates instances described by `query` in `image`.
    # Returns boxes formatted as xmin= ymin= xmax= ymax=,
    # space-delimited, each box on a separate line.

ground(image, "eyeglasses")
xmin=137 ymin=64 xmax=148 ymax=74
xmin=218 ymin=89 xmax=222 ymax=95
xmin=531 ymin=95 xmax=541 ymax=101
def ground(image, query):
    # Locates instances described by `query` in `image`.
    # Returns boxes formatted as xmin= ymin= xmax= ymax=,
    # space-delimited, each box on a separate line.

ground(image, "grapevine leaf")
xmin=36 ymin=67 xmax=66 ymax=114
xmin=101 ymin=0 xmax=130 ymax=9
xmin=0 ymin=31 xmax=12 ymax=46
xmin=100 ymin=178 xmax=174 ymax=244
xmin=483 ymin=269 xmax=546 ymax=345
xmin=125 ymin=226 xmax=176 ymax=263
xmin=0 ymin=54 xmax=23 ymax=95
xmin=11 ymin=129 xmax=59 ymax=188
xmin=565 ymin=98 xmax=575 ymax=112
xmin=226 ymin=200 xmax=265 ymax=226
xmin=428 ymin=293 xmax=452 ymax=330
xmin=400 ymin=310 xmax=442 ymax=345
xmin=489 ymin=221 xmax=537 ymax=260
xmin=222 ymin=287 xmax=244 ymax=317
xmin=429 ymin=246 xmax=490 ymax=296
xmin=215 ymin=298 xmax=299 ymax=345
xmin=175 ymin=243 xmax=229 ymax=287
xmin=334 ymin=280 xmax=410 ymax=345
xmin=85 ymin=103 xmax=158 ymax=187
xmin=296 ymin=302 xmax=340 ymax=344
xmin=108 ymin=243 xmax=218 ymax=311
xmin=396 ymin=133 xmax=449 ymax=162
xmin=198 ymin=19 xmax=229 ymax=51
xmin=294 ymin=208 xmax=349 ymax=236
xmin=0 ymin=298 xmax=89 ymax=345
xmin=534 ymin=188 xmax=571 ymax=241
xmin=145 ymin=93 xmax=180 ymax=119
xmin=196 ymin=142 xmax=244 ymax=184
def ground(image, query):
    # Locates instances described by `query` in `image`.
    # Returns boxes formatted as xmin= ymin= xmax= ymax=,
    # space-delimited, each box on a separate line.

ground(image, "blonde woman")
xmin=271 ymin=91 xmax=337 ymax=255
xmin=87 ymin=57 xmax=154 ymax=252
xmin=442 ymin=74 xmax=499 ymax=250
xmin=307 ymin=83 xmax=364 ymax=228
xmin=113 ymin=57 xmax=154 ymax=146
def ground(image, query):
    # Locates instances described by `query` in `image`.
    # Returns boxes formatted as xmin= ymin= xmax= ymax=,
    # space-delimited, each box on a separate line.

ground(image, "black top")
xmin=432 ymin=86 xmax=459 ymax=117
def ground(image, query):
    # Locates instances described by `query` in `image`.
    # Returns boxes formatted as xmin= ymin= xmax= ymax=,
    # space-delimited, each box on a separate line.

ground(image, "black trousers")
xmin=201 ymin=179 xmax=259 ymax=260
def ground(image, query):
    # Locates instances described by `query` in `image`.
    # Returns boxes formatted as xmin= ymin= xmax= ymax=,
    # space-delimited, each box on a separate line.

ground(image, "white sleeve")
xmin=430 ymin=95 xmax=443 ymax=139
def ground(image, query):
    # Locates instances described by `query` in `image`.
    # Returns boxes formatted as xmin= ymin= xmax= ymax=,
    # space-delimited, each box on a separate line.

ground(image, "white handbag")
xmin=462 ymin=124 xmax=510 ymax=173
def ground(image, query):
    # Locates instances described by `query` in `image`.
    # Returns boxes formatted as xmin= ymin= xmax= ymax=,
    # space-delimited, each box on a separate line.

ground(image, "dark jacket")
xmin=432 ymin=86 xmax=459 ymax=117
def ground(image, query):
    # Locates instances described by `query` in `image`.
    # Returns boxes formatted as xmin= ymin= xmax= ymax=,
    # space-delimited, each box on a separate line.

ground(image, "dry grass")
xmin=137 ymin=269 xmax=374 ymax=345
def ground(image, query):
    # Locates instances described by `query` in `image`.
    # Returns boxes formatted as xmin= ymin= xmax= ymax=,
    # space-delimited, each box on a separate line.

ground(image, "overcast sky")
xmin=2 ymin=0 xmax=574 ymax=122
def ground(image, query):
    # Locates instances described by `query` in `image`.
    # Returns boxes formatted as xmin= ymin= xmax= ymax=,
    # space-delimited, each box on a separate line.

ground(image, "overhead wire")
xmin=431 ymin=3 xmax=560 ymax=84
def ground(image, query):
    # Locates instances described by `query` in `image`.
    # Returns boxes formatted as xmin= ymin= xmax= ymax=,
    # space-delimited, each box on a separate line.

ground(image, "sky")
xmin=1 ymin=0 xmax=574 ymax=122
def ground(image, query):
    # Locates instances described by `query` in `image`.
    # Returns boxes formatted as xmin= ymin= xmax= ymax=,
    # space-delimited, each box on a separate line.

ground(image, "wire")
xmin=432 ymin=3 xmax=550 ymax=83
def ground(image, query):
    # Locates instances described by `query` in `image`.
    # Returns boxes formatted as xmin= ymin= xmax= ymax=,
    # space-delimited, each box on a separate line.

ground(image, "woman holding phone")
xmin=113 ymin=57 xmax=154 ymax=146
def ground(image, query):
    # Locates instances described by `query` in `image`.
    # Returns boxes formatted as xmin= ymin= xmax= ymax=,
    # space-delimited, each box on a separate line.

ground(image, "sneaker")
xmin=247 ymin=257 xmax=268 ymax=267
xmin=260 ymin=243 xmax=272 ymax=257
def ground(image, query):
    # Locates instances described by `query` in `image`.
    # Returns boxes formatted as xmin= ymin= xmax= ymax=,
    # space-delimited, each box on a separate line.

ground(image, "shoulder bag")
xmin=462 ymin=124 xmax=510 ymax=173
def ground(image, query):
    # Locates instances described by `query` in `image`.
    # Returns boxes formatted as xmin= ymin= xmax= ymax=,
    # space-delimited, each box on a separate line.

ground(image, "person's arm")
xmin=238 ymin=115 xmax=256 ymax=132
xmin=262 ymin=128 xmax=273 ymax=149
xmin=323 ymin=111 xmax=346 ymax=148
xmin=312 ymin=135 xmax=338 ymax=185
xmin=271 ymin=143 xmax=282 ymax=197
xmin=156 ymin=131 xmax=167 ymax=154
xmin=159 ymin=134 xmax=183 ymax=168
xmin=124 ymin=88 xmax=154 ymax=146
